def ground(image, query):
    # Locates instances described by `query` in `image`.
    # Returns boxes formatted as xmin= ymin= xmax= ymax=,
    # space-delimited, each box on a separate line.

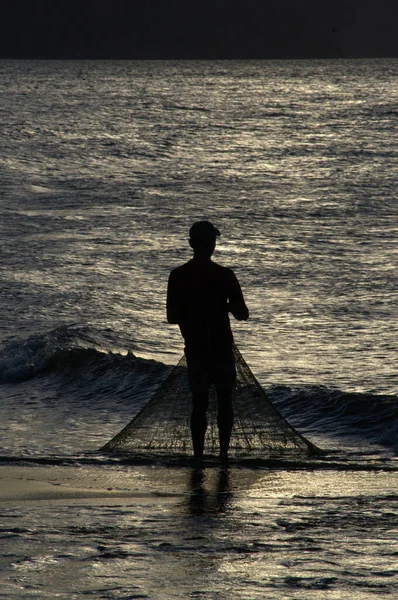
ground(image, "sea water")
xmin=0 ymin=59 xmax=397 ymax=598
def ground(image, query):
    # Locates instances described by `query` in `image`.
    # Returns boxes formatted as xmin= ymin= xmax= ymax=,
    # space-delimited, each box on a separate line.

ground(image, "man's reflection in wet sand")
xmin=188 ymin=467 xmax=232 ymax=515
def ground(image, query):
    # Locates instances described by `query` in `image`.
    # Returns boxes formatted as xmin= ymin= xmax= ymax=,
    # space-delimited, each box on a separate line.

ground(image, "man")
xmin=167 ymin=221 xmax=249 ymax=461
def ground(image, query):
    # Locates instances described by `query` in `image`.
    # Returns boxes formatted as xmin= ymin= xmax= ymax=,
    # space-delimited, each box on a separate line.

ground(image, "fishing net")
xmin=101 ymin=344 xmax=319 ymax=458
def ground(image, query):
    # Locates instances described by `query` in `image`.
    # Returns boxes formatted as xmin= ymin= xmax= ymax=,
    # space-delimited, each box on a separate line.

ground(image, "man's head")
xmin=189 ymin=221 xmax=220 ymax=258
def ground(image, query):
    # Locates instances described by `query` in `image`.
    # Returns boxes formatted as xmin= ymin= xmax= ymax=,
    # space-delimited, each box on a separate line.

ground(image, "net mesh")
xmin=101 ymin=344 xmax=319 ymax=457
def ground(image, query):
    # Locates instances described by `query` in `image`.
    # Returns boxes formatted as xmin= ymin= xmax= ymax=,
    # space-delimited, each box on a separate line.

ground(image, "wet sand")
xmin=0 ymin=465 xmax=154 ymax=502
xmin=1 ymin=463 xmax=397 ymax=599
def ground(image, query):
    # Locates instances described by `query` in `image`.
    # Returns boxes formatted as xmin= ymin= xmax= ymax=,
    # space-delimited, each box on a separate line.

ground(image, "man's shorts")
xmin=185 ymin=346 xmax=236 ymax=396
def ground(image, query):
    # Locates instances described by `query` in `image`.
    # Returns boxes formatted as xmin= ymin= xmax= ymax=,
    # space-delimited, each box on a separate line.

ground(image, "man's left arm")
xmin=227 ymin=271 xmax=249 ymax=321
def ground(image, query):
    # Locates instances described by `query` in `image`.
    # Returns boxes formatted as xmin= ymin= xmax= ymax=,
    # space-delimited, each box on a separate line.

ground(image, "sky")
xmin=1 ymin=0 xmax=398 ymax=59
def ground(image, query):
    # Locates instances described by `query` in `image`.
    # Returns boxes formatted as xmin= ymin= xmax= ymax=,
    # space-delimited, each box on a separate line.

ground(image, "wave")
xmin=269 ymin=385 xmax=398 ymax=450
xmin=1 ymin=325 xmax=397 ymax=451
xmin=0 ymin=325 xmax=169 ymax=411
xmin=0 ymin=325 xmax=166 ymax=382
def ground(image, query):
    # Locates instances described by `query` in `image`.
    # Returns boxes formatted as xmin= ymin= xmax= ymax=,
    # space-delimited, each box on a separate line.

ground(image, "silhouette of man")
xmin=167 ymin=221 xmax=249 ymax=461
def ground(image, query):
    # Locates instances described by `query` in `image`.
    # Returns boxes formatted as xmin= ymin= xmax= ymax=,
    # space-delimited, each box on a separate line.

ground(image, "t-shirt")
xmin=167 ymin=258 xmax=248 ymax=357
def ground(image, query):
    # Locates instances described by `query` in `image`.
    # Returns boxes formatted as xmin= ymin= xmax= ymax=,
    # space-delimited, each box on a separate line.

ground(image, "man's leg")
xmin=190 ymin=391 xmax=209 ymax=459
xmin=214 ymin=350 xmax=236 ymax=461
xmin=186 ymin=348 xmax=209 ymax=459
xmin=216 ymin=387 xmax=234 ymax=461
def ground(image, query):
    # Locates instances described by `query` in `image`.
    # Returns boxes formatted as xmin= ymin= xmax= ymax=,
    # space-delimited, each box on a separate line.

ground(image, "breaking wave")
xmin=0 ymin=325 xmax=397 ymax=451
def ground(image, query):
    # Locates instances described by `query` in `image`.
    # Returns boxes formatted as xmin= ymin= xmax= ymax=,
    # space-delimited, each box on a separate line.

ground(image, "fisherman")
xmin=167 ymin=221 xmax=249 ymax=461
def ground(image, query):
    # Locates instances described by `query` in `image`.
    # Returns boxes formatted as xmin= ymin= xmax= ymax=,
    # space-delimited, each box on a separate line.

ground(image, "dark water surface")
xmin=0 ymin=59 xmax=397 ymax=598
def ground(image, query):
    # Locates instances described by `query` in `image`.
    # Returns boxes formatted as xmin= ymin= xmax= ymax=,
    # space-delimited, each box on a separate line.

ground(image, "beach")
xmin=1 ymin=460 xmax=398 ymax=599
xmin=1 ymin=57 xmax=397 ymax=598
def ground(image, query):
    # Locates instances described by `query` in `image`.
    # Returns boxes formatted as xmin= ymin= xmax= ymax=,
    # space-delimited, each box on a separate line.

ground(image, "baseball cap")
xmin=189 ymin=220 xmax=221 ymax=243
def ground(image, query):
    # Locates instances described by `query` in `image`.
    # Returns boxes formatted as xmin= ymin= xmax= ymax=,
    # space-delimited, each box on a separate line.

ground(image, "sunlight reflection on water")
xmin=1 ymin=59 xmax=397 ymax=395
xmin=3 ymin=464 xmax=397 ymax=598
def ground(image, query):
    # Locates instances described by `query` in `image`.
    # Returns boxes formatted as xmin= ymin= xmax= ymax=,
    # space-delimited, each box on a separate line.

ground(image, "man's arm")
xmin=228 ymin=270 xmax=249 ymax=321
xmin=166 ymin=270 xmax=183 ymax=324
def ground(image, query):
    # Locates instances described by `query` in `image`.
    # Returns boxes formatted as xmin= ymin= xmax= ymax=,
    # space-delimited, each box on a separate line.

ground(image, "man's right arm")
xmin=166 ymin=270 xmax=182 ymax=324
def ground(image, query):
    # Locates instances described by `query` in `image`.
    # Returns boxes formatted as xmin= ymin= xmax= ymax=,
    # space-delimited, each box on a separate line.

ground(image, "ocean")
xmin=0 ymin=58 xmax=397 ymax=598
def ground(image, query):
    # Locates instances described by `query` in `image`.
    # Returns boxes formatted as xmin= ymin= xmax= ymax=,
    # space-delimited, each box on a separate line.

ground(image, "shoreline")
xmin=0 ymin=465 xmax=175 ymax=504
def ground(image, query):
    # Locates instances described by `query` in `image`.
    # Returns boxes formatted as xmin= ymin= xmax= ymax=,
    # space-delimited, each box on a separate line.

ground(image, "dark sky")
xmin=1 ymin=0 xmax=398 ymax=59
